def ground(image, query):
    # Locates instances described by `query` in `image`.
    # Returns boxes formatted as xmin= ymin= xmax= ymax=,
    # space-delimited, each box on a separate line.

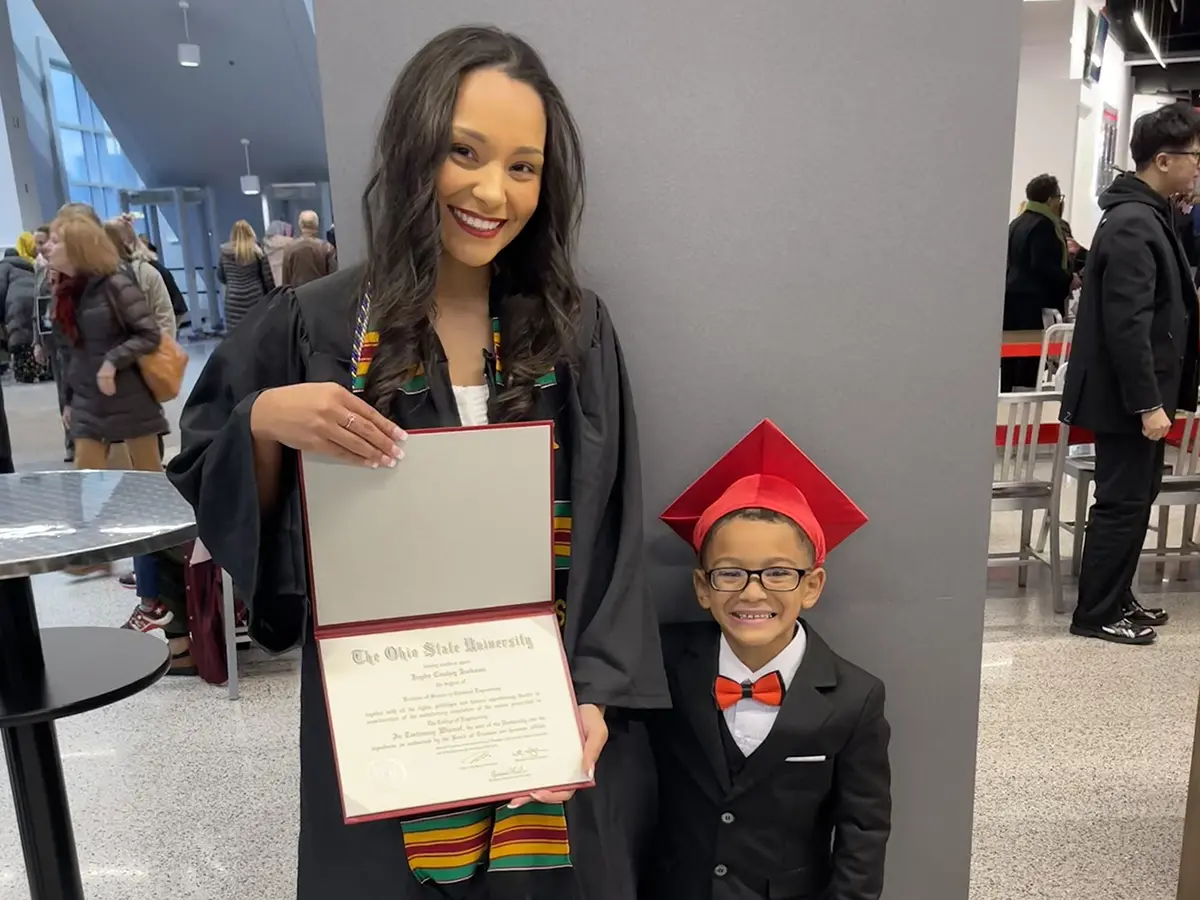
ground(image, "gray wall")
xmin=313 ymin=2 xmax=1021 ymax=897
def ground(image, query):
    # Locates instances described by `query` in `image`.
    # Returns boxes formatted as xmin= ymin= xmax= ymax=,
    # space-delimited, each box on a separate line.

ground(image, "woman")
xmin=262 ymin=219 xmax=294 ymax=287
xmin=48 ymin=211 xmax=165 ymax=472
xmin=218 ymin=220 xmax=274 ymax=332
xmin=104 ymin=220 xmax=175 ymax=338
xmin=0 ymin=246 xmax=43 ymax=383
xmin=169 ymin=26 xmax=666 ymax=900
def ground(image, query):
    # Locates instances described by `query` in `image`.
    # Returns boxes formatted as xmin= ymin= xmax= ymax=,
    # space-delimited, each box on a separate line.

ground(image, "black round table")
xmin=0 ymin=470 xmax=196 ymax=900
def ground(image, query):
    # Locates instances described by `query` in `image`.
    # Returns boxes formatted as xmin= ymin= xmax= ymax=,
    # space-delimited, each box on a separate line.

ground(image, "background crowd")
xmin=0 ymin=204 xmax=336 ymax=676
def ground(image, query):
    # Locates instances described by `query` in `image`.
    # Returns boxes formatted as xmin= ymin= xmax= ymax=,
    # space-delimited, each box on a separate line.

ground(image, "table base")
xmin=0 ymin=576 xmax=84 ymax=899
xmin=3 ymin=722 xmax=83 ymax=898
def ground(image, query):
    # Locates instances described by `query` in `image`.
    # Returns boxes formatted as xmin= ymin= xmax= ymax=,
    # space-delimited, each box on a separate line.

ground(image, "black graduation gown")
xmin=643 ymin=621 xmax=891 ymax=900
xmin=167 ymin=267 xmax=669 ymax=900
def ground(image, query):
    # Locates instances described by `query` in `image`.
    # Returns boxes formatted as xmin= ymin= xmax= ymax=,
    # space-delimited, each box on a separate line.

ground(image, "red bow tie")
xmin=713 ymin=671 xmax=786 ymax=711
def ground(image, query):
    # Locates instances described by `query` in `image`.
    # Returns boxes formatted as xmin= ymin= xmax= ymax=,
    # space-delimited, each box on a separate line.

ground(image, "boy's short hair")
xmin=698 ymin=507 xmax=816 ymax=566
xmin=1131 ymin=103 xmax=1200 ymax=169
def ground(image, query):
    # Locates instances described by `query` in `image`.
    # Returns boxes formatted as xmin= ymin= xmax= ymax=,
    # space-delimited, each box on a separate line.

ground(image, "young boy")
xmin=645 ymin=419 xmax=891 ymax=900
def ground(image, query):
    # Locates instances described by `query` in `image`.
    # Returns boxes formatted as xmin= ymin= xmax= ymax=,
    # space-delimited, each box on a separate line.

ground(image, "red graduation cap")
xmin=660 ymin=419 xmax=868 ymax=565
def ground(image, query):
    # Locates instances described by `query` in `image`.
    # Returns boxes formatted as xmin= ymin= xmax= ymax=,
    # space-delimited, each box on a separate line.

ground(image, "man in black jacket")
xmin=1003 ymin=174 xmax=1078 ymax=390
xmin=1061 ymin=103 xmax=1200 ymax=645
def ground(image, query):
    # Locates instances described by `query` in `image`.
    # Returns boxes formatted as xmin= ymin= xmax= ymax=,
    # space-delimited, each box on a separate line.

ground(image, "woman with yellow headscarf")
xmin=1 ymin=236 xmax=48 ymax=382
xmin=14 ymin=232 xmax=36 ymax=260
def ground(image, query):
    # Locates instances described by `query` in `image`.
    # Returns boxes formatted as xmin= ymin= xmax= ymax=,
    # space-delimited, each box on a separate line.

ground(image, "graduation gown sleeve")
xmin=166 ymin=289 xmax=311 ymax=653
xmin=563 ymin=294 xmax=670 ymax=709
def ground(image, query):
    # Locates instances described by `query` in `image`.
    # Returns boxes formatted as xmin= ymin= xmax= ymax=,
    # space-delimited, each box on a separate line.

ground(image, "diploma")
xmin=319 ymin=610 xmax=590 ymax=821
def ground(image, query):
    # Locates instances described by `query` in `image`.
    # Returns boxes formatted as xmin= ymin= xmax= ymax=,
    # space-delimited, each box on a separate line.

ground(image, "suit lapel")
xmin=673 ymin=637 xmax=734 ymax=798
xmin=728 ymin=622 xmax=839 ymax=800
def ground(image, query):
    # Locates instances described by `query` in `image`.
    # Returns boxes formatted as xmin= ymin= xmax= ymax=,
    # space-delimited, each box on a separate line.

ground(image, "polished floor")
xmin=0 ymin=356 xmax=1197 ymax=899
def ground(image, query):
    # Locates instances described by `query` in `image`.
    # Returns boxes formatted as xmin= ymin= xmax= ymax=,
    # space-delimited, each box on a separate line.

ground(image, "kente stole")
xmin=348 ymin=295 xmax=572 ymax=884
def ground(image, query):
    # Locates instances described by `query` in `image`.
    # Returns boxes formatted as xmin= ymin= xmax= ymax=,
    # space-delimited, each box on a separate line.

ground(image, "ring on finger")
xmin=343 ymin=413 xmax=357 ymax=431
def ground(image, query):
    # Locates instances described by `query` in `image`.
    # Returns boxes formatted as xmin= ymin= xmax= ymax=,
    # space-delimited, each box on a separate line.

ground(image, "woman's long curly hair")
xmin=361 ymin=25 xmax=585 ymax=421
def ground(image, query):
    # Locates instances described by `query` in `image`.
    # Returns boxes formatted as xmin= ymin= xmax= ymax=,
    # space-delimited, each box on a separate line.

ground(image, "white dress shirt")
xmin=718 ymin=624 xmax=807 ymax=757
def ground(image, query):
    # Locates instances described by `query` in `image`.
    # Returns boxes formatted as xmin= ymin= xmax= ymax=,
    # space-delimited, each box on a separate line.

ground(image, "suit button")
xmin=714 ymin=864 xmax=728 ymax=877
xmin=721 ymin=812 xmax=735 ymax=824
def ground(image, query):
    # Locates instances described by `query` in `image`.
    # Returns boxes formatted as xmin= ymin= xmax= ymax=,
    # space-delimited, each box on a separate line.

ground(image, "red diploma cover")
xmin=299 ymin=422 xmax=593 ymax=823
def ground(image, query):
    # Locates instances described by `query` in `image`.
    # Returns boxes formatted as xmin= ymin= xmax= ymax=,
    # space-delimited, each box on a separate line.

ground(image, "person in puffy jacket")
xmin=0 ymin=249 xmax=48 ymax=383
xmin=47 ymin=209 xmax=165 ymax=472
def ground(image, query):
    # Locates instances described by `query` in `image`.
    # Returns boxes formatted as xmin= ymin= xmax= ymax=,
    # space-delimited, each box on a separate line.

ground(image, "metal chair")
xmin=1040 ymin=409 xmax=1200 ymax=579
xmin=1035 ymin=323 xmax=1073 ymax=391
xmin=989 ymin=391 xmax=1070 ymax=613
xmin=1152 ymin=409 xmax=1200 ymax=581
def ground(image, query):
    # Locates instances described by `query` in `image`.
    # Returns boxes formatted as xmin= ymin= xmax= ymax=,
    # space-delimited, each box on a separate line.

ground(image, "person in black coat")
xmin=1060 ymin=103 xmax=1200 ymax=645
xmin=646 ymin=420 xmax=890 ymax=900
xmin=1002 ymin=174 xmax=1078 ymax=390
xmin=0 ymin=251 xmax=45 ymax=383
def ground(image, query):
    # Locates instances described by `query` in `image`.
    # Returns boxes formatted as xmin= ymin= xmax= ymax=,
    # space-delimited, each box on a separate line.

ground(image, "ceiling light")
xmin=178 ymin=1 xmax=200 ymax=68
xmin=1134 ymin=10 xmax=1167 ymax=69
xmin=240 ymin=138 xmax=260 ymax=195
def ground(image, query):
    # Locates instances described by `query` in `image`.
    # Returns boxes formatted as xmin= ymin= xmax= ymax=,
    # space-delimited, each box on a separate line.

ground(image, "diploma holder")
xmin=300 ymin=422 xmax=592 ymax=823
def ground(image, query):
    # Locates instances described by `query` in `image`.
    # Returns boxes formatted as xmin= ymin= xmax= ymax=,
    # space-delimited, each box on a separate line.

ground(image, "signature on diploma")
xmin=489 ymin=765 xmax=529 ymax=782
xmin=462 ymin=751 xmax=494 ymax=768
xmin=513 ymin=747 xmax=546 ymax=761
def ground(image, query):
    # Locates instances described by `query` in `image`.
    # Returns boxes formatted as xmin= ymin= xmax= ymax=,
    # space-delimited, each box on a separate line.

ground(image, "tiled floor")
xmin=0 ymin=356 xmax=1197 ymax=899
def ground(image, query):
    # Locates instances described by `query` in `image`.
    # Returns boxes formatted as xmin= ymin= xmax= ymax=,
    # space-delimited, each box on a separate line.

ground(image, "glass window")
xmin=90 ymin=187 xmax=105 ymax=215
xmin=104 ymin=188 xmax=119 ymax=218
xmin=74 ymin=78 xmax=95 ymax=129
xmin=50 ymin=67 xmax=78 ymax=125
xmin=83 ymin=132 xmax=99 ymax=181
xmin=68 ymin=183 xmax=90 ymax=206
xmin=59 ymin=128 xmax=86 ymax=182
xmin=97 ymin=135 xmax=135 ymax=185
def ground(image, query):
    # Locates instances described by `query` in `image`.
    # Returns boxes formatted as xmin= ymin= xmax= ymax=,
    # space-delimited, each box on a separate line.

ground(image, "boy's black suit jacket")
xmin=643 ymin=621 xmax=890 ymax=900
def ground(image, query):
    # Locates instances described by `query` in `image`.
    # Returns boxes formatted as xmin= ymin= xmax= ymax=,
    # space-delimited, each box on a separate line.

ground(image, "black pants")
xmin=46 ymin=335 xmax=73 ymax=453
xmin=1074 ymin=431 xmax=1166 ymax=627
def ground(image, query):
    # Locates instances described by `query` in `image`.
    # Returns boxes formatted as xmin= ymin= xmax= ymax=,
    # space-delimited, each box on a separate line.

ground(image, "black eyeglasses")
xmin=706 ymin=567 xmax=807 ymax=592
xmin=1165 ymin=151 xmax=1200 ymax=163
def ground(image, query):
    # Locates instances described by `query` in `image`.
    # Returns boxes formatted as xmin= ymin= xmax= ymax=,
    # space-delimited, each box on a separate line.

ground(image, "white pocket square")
xmin=786 ymin=755 xmax=827 ymax=763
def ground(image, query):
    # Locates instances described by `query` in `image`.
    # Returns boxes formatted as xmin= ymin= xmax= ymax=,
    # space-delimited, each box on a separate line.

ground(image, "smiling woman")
xmin=167 ymin=23 xmax=667 ymax=900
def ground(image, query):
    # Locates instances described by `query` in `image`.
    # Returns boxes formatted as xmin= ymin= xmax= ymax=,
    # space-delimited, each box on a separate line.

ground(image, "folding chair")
xmin=990 ymin=391 xmax=1070 ymax=613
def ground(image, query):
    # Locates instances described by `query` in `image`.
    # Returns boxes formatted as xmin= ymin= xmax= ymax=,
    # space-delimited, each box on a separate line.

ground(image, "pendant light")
xmin=240 ymin=139 xmax=260 ymax=195
xmin=177 ymin=1 xmax=200 ymax=67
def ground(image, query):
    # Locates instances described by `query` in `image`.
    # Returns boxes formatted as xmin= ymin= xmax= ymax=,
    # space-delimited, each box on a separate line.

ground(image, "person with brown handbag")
xmin=47 ymin=210 xmax=168 ymax=474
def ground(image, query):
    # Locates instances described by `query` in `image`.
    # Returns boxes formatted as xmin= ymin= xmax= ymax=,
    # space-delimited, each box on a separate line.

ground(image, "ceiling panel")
xmin=31 ymin=0 xmax=328 ymax=190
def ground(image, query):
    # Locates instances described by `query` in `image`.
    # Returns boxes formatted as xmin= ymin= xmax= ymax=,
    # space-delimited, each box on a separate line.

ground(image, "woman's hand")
xmin=250 ymin=382 xmax=406 ymax=468
xmin=62 ymin=406 xmax=71 ymax=429
xmin=508 ymin=704 xmax=608 ymax=808
xmin=96 ymin=360 xmax=116 ymax=396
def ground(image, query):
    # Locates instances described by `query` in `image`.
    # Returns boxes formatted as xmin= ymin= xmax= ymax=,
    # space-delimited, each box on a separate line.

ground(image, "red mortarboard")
xmin=660 ymin=419 xmax=868 ymax=565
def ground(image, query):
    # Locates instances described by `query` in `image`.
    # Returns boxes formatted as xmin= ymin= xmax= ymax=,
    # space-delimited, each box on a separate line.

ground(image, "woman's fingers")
xmin=321 ymin=420 xmax=390 ymax=466
xmin=507 ymin=789 xmax=576 ymax=809
xmin=342 ymin=396 xmax=406 ymax=458
xmin=320 ymin=442 xmax=377 ymax=468
xmin=340 ymin=409 xmax=404 ymax=461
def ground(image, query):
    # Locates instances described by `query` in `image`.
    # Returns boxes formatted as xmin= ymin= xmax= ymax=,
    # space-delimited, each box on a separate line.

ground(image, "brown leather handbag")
xmin=105 ymin=268 xmax=188 ymax=402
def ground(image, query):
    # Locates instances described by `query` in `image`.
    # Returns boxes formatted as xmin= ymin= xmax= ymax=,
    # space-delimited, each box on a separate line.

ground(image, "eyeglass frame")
xmin=704 ymin=566 xmax=809 ymax=592
xmin=1163 ymin=150 xmax=1200 ymax=163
